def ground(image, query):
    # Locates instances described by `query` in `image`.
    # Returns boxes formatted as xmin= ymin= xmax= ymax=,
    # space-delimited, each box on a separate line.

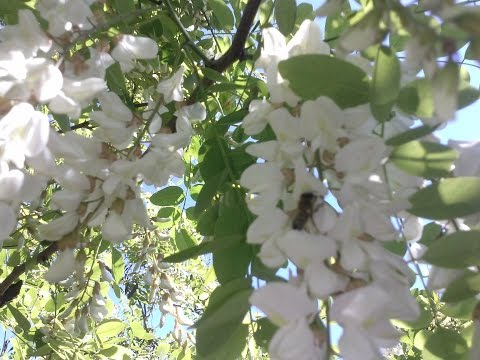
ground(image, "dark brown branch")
xmin=184 ymin=0 xmax=262 ymax=109
xmin=209 ymin=0 xmax=262 ymax=73
xmin=0 ymin=243 xmax=57 ymax=298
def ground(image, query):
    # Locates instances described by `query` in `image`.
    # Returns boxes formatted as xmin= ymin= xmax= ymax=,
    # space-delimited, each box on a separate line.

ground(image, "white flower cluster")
xmin=241 ymin=21 xmax=425 ymax=359
xmin=0 ymin=2 xmax=203 ymax=333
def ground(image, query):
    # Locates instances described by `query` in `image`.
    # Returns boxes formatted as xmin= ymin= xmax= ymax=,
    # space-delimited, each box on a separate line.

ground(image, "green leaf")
xmin=419 ymin=222 xmax=443 ymax=247
xmin=397 ymin=79 xmax=434 ymax=118
xmin=150 ymin=186 xmax=184 ymax=206
xmin=202 ymin=68 xmax=229 ymax=83
xmin=295 ymin=3 xmax=314 ymax=28
xmin=408 ymin=177 xmax=480 ymax=219
xmin=111 ymin=247 xmax=124 ymax=282
xmin=208 ymin=0 xmax=234 ymax=30
xmin=440 ymin=297 xmax=478 ymax=320
xmin=442 ymin=271 xmax=480 ymax=302
xmin=422 ymin=328 xmax=468 ymax=360
xmin=383 ymin=240 xmax=407 ymax=256
xmin=213 ymin=242 xmax=252 ymax=284
xmin=385 ymin=125 xmax=439 ymax=146
xmin=422 ymin=231 xmax=480 ymax=268
xmin=195 ymin=279 xmax=252 ymax=356
xmin=251 ymin=256 xmax=284 ymax=282
xmin=106 ymin=63 xmax=127 ymax=96
xmin=113 ymin=0 xmax=135 ymax=13
xmin=96 ymin=319 xmax=126 ymax=342
xmin=393 ymin=306 xmax=433 ymax=330
xmin=194 ymin=170 xmax=228 ymax=217
xmin=130 ymin=321 xmax=155 ymax=340
xmin=174 ymin=229 xmax=196 ymax=251
xmin=253 ymin=317 xmax=278 ymax=349
xmin=7 ymin=304 xmax=30 ymax=332
xmin=278 ymin=54 xmax=370 ymax=108
xmin=458 ymin=86 xmax=480 ymax=109
xmin=163 ymin=242 xmax=215 ymax=263
xmin=98 ymin=345 xmax=131 ymax=358
xmin=275 ymin=0 xmax=297 ymax=36
xmin=197 ymin=203 xmax=219 ymax=236
xmin=53 ymin=114 xmax=71 ymax=132
xmin=197 ymin=324 xmax=248 ymax=360
xmin=371 ymin=46 xmax=400 ymax=105
xmin=370 ymin=46 xmax=400 ymax=122
xmin=199 ymin=140 xmax=229 ymax=179
xmin=390 ymin=140 xmax=458 ymax=178
xmin=324 ymin=2 xmax=351 ymax=45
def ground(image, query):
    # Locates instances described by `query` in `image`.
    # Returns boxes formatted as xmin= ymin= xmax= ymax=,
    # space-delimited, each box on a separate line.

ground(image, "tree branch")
xmin=209 ymin=0 xmax=262 ymax=73
xmin=0 ymin=243 xmax=57 ymax=298
xmin=183 ymin=0 xmax=262 ymax=110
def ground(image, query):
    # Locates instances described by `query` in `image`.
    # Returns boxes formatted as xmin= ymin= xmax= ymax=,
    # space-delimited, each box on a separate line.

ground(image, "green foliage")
xmin=370 ymin=46 xmax=400 ymax=122
xmin=422 ymin=231 xmax=480 ymax=268
xmin=278 ymin=54 xmax=370 ymax=108
xmin=275 ymin=0 xmax=297 ymax=36
xmin=422 ymin=328 xmax=469 ymax=360
xmin=408 ymin=177 xmax=480 ymax=219
xmin=195 ymin=279 xmax=252 ymax=357
xmin=390 ymin=140 xmax=458 ymax=178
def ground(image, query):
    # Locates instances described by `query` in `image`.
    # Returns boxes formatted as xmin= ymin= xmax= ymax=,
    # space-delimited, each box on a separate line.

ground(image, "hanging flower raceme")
xmin=239 ymin=19 xmax=430 ymax=360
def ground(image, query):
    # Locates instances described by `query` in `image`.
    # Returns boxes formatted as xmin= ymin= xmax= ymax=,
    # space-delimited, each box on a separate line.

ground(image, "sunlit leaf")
xmin=390 ymin=140 xmax=458 ymax=178
xmin=278 ymin=54 xmax=370 ymax=108
xmin=150 ymin=186 xmax=184 ymax=206
xmin=408 ymin=177 xmax=480 ymax=219
xmin=422 ymin=231 xmax=480 ymax=268
xmin=422 ymin=328 xmax=468 ymax=360
xmin=96 ymin=319 xmax=126 ymax=342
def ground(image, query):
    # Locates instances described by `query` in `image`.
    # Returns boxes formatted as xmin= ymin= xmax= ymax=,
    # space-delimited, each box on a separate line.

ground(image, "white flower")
xmin=335 ymin=136 xmax=388 ymax=182
xmin=300 ymin=97 xmax=347 ymax=152
xmin=49 ymin=77 xmax=106 ymax=119
xmin=449 ymin=140 xmax=480 ymax=177
xmin=339 ymin=324 xmax=384 ymax=360
xmin=268 ymin=108 xmax=303 ymax=144
xmin=44 ymin=249 xmax=76 ymax=283
xmin=287 ymin=20 xmax=330 ymax=57
xmin=38 ymin=212 xmax=80 ymax=241
xmin=242 ymin=99 xmax=274 ymax=135
xmin=240 ymin=163 xmax=285 ymax=215
xmin=431 ymin=62 xmax=459 ymax=123
xmin=111 ymin=35 xmax=158 ymax=72
xmin=90 ymin=92 xmax=135 ymax=149
xmin=276 ymin=231 xmax=337 ymax=268
xmin=305 ymin=262 xmax=349 ymax=298
xmin=269 ymin=318 xmax=325 ymax=360
xmin=156 ymin=66 xmax=185 ymax=103
xmin=246 ymin=208 xmax=290 ymax=245
xmin=258 ymin=239 xmax=288 ymax=268
xmin=256 ymin=28 xmax=299 ymax=106
xmin=0 ymin=10 xmax=52 ymax=57
xmin=0 ymin=103 xmax=51 ymax=167
xmin=427 ymin=266 xmax=466 ymax=290
xmin=338 ymin=11 xmax=382 ymax=52
xmin=102 ymin=212 xmax=131 ymax=243
xmin=332 ymin=282 xmax=418 ymax=349
xmin=0 ymin=170 xmax=25 ymax=202
xmin=0 ymin=202 xmax=16 ymax=241
xmin=51 ymin=189 xmax=84 ymax=212
xmin=89 ymin=292 xmax=108 ymax=322
xmin=6 ymin=58 xmax=63 ymax=103
xmin=250 ymin=282 xmax=317 ymax=326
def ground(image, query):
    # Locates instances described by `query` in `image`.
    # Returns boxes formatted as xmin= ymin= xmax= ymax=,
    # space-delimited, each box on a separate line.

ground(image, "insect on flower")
xmin=292 ymin=192 xmax=319 ymax=231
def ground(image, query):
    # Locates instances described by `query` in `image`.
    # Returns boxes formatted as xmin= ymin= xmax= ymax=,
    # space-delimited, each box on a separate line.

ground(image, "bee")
xmin=292 ymin=192 xmax=318 ymax=230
